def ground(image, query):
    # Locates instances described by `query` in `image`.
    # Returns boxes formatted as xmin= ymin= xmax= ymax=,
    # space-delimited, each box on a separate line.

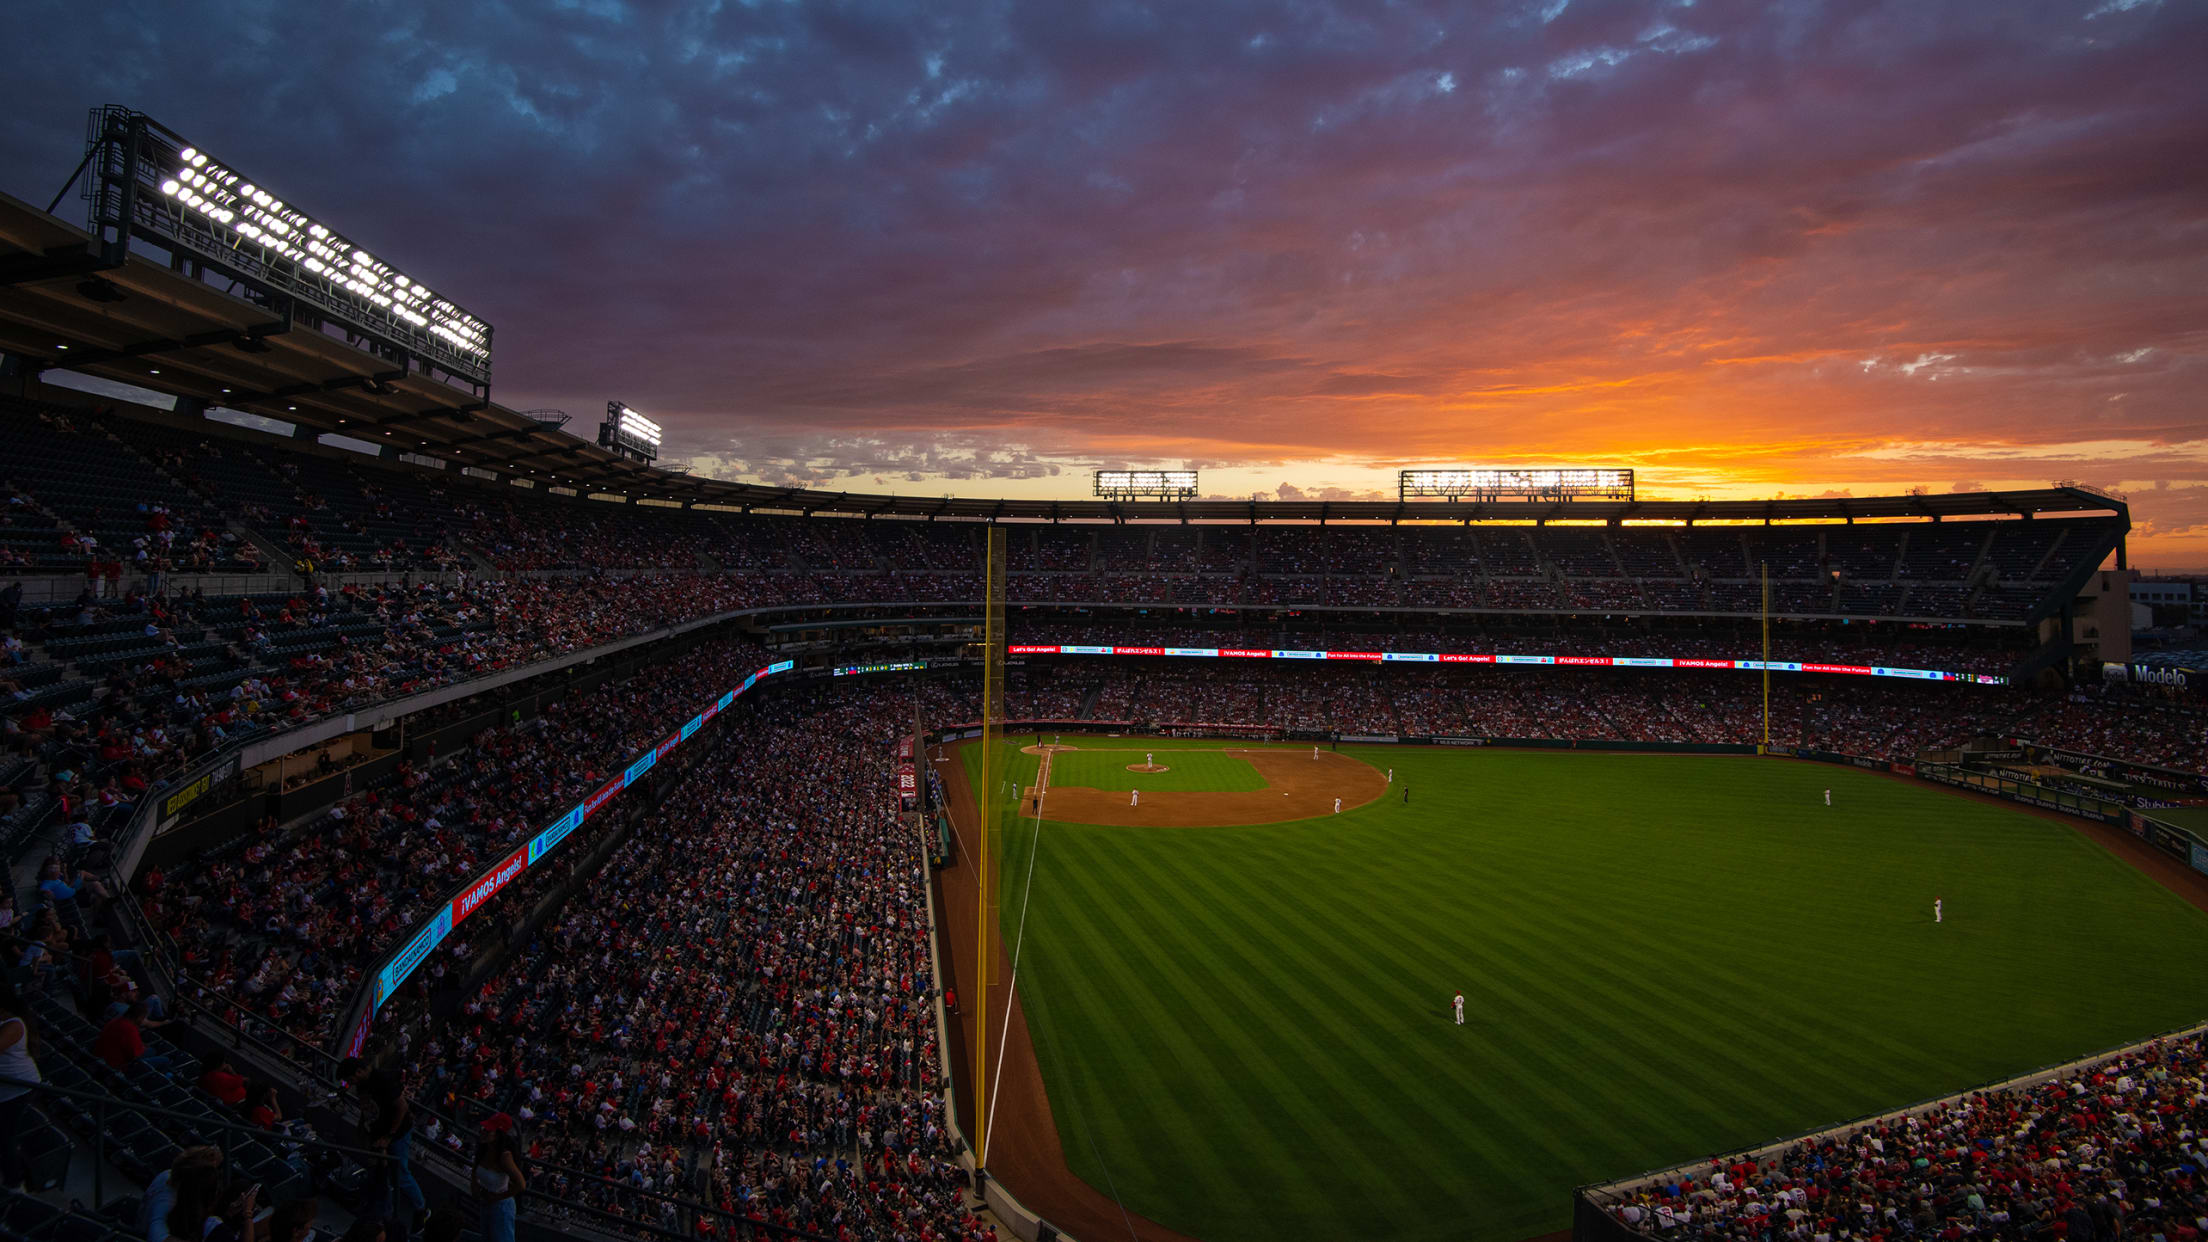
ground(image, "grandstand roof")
xmin=0 ymin=190 xmax=2129 ymax=528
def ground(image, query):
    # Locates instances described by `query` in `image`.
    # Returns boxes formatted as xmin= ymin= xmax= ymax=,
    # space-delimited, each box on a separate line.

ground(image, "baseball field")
xmin=946 ymin=737 xmax=2208 ymax=1242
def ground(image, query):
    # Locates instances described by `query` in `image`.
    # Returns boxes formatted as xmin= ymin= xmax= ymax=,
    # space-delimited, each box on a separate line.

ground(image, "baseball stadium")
xmin=1 ymin=83 xmax=2205 ymax=1242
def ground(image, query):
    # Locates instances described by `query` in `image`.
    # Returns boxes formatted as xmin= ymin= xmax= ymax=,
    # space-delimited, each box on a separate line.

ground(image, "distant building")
xmin=2131 ymin=577 xmax=2206 ymax=628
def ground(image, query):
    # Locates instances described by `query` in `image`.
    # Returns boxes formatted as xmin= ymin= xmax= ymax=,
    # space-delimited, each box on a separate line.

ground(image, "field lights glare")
xmin=617 ymin=406 xmax=663 ymax=446
xmin=146 ymin=132 xmax=491 ymax=371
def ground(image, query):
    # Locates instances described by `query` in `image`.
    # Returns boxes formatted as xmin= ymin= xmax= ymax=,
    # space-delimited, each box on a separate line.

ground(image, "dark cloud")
xmin=2 ymin=0 xmax=2203 ymax=554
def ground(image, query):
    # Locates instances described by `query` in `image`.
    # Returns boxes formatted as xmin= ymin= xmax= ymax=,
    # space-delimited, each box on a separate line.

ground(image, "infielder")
xmin=1130 ymin=789 xmax=1139 ymax=807
xmin=1453 ymin=992 xmax=1465 ymax=1025
xmin=1146 ymin=752 xmax=1153 ymax=767
xmin=1313 ymin=745 xmax=1320 ymax=760
xmin=1387 ymin=768 xmax=1393 ymax=783
xmin=1333 ymin=797 xmax=1341 ymax=814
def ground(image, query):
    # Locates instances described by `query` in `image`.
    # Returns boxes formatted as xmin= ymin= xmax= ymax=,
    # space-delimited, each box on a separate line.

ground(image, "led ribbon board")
xmin=368 ymin=659 xmax=795 ymax=1011
xmin=1006 ymin=644 xmax=2004 ymax=684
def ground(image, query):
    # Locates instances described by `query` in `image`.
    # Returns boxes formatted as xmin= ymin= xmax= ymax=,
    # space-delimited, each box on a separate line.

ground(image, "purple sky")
xmin=3 ymin=0 xmax=2204 ymax=562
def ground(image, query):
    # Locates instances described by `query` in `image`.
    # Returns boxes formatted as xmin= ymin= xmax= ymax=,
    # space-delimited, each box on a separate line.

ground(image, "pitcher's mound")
xmin=1126 ymin=763 xmax=1171 ymax=774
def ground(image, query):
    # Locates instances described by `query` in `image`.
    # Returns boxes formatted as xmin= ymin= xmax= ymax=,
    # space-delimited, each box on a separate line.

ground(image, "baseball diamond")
xmin=4 ymin=40 xmax=2206 ymax=1242
xmin=934 ymin=738 xmax=2208 ymax=1242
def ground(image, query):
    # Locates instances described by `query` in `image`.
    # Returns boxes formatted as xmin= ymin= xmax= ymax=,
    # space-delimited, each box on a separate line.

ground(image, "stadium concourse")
xmin=2 ymin=384 xmax=2203 ymax=1242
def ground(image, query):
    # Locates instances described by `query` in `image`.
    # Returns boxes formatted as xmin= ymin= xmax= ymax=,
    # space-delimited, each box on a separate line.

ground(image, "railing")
xmin=5 ymin=1076 xmax=393 ymax=1213
xmin=89 ymin=599 xmax=764 ymax=881
xmin=1573 ymin=1018 xmax=2207 ymax=1241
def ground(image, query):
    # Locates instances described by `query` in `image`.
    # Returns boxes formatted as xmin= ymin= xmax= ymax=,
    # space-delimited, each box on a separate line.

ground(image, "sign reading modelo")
xmin=2102 ymin=662 xmax=2196 ymax=691
xmin=364 ymin=661 xmax=793 ymax=1019
xmin=999 ymin=645 xmax=2001 ymax=683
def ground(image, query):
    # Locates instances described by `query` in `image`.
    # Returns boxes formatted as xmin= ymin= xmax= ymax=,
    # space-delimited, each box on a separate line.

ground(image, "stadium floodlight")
xmin=600 ymin=401 xmax=662 ymax=462
xmin=82 ymin=107 xmax=494 ymax=385
xmin=1399 ymin=467 xmax=1635 ymax=502
xmin=1094 ymin=469 xmax=1199 ymax=501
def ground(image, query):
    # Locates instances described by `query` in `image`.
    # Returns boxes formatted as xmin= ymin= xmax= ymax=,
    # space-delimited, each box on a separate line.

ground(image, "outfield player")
xmin=1935 ymin=897 xmax=1943 ymax=923
xmin=1453 ymin=992 xmax=1464 ymax=1025
xmin=1825 ymin=788 xmax=1832 ymax=807
xmin=1387 ymin=767 xmax=1393 ymax=783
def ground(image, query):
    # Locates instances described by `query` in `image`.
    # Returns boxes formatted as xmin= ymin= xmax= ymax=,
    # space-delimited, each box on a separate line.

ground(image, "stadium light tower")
xmin=1094 ymin=469 xmax=1199 ymax=501
xmin=1398 ymin=467 xmax=1635 ymax=502
xmin=76 ymin=107 xmax=494 ymax=389
xmin=599 ymin=402 xmax=662 ymax=464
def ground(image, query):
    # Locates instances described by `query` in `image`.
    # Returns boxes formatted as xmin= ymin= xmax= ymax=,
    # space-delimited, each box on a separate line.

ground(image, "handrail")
xmin=4 ymin=1076 xmax=391 ymax=1215
xmin=67 ymin=593 xmax=766 ymax=884
xmin=1575 ymin=1017 xmax=2208 ymax=1209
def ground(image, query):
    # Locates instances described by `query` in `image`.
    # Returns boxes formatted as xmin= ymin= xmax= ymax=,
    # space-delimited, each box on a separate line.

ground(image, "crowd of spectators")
xmin=387 ymin=688 xmax=986 ymax=1241
xmin=149 ymin=632 xmax=773 ymax=1050
xmin=0 ymin=573 xmax=764 ymax=844
xmin=2010 ymin=687 xmax=2208 ymax=776
xmin=1603 ymin=1028 xmax=2208 ymax=1242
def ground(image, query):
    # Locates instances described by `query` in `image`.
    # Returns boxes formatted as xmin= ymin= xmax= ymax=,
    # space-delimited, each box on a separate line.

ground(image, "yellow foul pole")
xmin=975 ymin=525 xmax=1005 ymax=1169
xmin=1761 ymin=561 xmax=1771 ymax=749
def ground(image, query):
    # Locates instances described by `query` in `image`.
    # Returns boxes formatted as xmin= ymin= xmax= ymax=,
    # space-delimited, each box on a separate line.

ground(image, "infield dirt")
xmin=1030 ymin=746 xmax=1386 ymax=827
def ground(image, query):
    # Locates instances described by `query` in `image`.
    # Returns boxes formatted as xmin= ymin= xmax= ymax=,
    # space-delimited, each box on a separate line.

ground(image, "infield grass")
xmin=963 ymin=742 xmax=2208 ymax=1242
xmin=1046 ymin=745 xmax=1269 ymax=793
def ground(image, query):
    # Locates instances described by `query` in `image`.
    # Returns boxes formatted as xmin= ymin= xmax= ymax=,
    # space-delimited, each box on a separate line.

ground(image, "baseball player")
xmin=1453 ymin=992 xmax=1465 ymax=1025
xmin=1333 ymin=797 xmax=1341 ymax=814
xmin=1824 ymin=788 xmax=1832 ymax=807
xmin=1934 ymin=897 xmax=1943 ymax=923
xmin=1130 ymin=789 xmax=1139 ymax=807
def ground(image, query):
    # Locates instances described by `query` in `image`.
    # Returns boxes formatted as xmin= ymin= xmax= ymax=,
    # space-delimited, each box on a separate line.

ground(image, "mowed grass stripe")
xmin=1090 ymin=829 xmax=1504 ymax=1213
xmin=1026 ymin=835 xmax=1292 ymax=1231
xmin=1095 ymin=819 xmax=1641 ymax=1211
xmin=1050 ymin=842 xmax=1414 ymax=1232
xmin=1119 ymin=793 xmax=1871 ymax=1155
xmin=1244 ymin=806 xmax=1915 ymax=1135
xmin=1153 ymin=815 xmax=1768 ymax=1183
xmin=983 ymin=743 xmax=2208 ymax=1242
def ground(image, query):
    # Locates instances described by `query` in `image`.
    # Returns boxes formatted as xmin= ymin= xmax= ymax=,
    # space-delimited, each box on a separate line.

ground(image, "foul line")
xmin=983 ymin=745 xmax=1050 ymax=1158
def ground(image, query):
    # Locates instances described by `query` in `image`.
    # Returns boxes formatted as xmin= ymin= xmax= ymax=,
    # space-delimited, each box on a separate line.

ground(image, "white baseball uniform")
xmin=1824 ymin=789 xmax=1831 ymax=806
xmin=1935 ymin=898 xmax=1943 ymax=923
xmin=1453 ymin=993 xmax=1464 ymax=1025
xmin=1130 ymin=789 xmax=1139 ymax=807
xmin=1333 ymin=798 xmax=1341 ymax=814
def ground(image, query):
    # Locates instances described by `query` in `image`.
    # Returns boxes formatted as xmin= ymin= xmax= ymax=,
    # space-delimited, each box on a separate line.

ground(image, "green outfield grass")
xmin=963 ymin=743 xmax=2208 ymax=1242
xmin=1046 ymin=745 xmax=1269 ymax=793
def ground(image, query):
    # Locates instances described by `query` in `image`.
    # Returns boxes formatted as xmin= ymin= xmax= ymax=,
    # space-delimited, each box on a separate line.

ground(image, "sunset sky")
xmin=3 ymin=1 xmax=2203 ymax=564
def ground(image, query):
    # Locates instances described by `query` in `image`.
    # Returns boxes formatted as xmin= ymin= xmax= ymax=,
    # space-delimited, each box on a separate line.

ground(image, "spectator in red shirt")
xmin=245 ymin=1083 xmax=282 ymax=1130
xmin=94 ymin=1001 xmax=170 ymax=1074
xmin=198 ymin=1056 xmax=247 ymax=1107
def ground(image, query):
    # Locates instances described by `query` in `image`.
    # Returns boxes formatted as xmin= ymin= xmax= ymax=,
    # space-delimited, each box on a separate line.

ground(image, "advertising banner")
xmin=999 ymin=644 xmax=2003 ymax=683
